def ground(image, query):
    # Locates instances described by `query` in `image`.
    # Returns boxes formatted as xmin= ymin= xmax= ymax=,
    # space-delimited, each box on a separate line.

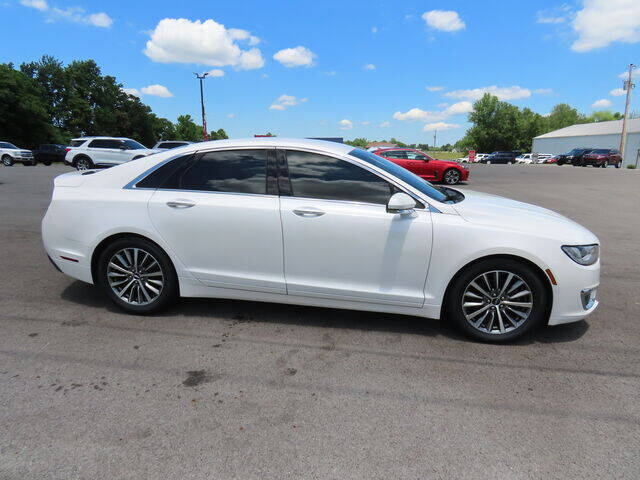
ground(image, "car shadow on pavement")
xmin=60 ymin=280 xmax=589 ymax=346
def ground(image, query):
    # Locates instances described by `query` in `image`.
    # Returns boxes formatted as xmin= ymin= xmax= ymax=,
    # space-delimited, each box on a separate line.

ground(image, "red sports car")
xmin=373 ymin=148 xmax=469 ymax=185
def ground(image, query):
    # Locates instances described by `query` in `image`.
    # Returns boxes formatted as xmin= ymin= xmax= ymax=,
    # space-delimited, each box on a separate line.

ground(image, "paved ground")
xmin=1 ymin=163 xmax=639 ymax=479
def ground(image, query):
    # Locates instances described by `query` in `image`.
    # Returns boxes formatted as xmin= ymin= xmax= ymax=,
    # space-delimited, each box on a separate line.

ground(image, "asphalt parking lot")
xmin=1 ymin=163 xmax=639 ymax=479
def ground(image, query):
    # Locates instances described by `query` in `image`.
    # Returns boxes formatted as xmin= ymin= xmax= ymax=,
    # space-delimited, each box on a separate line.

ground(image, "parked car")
xmin=515 ymin=154 xmax=535 ymax=164
xmin=544 ymin=155 xmax=559 ymax=164
xmin=33 ymin=144 xmax=67 ymax=165
xmin=473 ymin=153 xmax=490 ymax=163
xmin=373 ymin=147 xmax=469 ymax=185
xmin=479 ymin=151 xmax=520 ymax=164
xmin=42 ymin=138 xmax=600 ymax=342
xmin=0 ymin=142 xmax=35 ymax=166
xmin=64 ymin=137 xmax=158 ymax=170
xmin=152 ymin=140 xmax=192 ymax=150
xmin=581 ymin=149 xmax=622 ymax=168
xmin=534 ymin=153 xmax=553 ymax=163
xmin=555 ymin=148 xmax=593 ymax=166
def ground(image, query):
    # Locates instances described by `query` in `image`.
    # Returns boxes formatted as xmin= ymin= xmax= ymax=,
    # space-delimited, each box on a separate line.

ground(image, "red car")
xmin=373 ymin=148 xmax=469 ymax=185
xmin=580 ymin=149 xmax=622 ymax=168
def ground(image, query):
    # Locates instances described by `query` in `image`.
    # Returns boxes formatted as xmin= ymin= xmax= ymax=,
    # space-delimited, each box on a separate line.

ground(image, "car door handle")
xmin=293 ymin=208 xmax=325 ymax=217
xmin=166 ymin=200 xmax=195 ymax=209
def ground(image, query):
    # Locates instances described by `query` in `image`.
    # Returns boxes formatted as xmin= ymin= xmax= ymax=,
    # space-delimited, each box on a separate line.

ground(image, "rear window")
xmin=69 ymin=140 xmax=86 ymax=147
xmin=591 ymin=149 xmax=609 ymax=154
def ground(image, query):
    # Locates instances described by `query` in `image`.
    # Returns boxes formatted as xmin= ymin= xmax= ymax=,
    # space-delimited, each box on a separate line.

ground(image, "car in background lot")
xmin=516 ymin=153 xmax=535 ymax=164
xmin=65 ymin=137 xmax=158 ymax=170
xmin=1 ymin=141 xmax=35 ymax=166
xmin=478 ymin=151 xmax=520 ymax=164
xmin=581 ymin=149 xmax=622 ymax=168
xmin=33 ymin=144 xmax=67 ymax=165
xmin=556 ymin=148 xmax=593 ymax=166
xmin=152 ymin=140 xmax=192 ymax=150
xmin=42 ymin=137 xmax=600 ymax=342
xmin=544 ymin=155 xmax=559 ymax=164
xmin=373 ymin=147 xmax=469 ymax=184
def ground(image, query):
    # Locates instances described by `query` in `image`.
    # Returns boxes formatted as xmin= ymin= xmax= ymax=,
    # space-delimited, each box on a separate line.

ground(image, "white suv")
xmin=1 ymin=141 xmax=35 ymax=166
xmin=65 ymin=137 xmax=158 ymax=170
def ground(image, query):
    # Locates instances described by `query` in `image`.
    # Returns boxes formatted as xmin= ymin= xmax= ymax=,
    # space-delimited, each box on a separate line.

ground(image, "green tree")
xmin=209 ymin=128 xmax=228 ymax=140
xmin=463 ymin=93 xmax=521 ymax=152
xmin=0 ymin=63 xmax=59 ymax=147
xmin=516 ymin=107 xmax=548 ymax=151
xmin=585 ymin=110 xmax=623 ymax=123
xmin=175 ymin=114 xmax=202 ymax=142
xmin=546 ymin=104 xmax=585 ymax=131
xmin=344 ymin=137 xmax=368 ymax=148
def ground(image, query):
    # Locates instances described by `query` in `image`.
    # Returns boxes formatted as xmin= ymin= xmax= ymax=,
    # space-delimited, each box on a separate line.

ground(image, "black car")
xmin=33 ymin=144 xmax=67 ymax=165
xmin=479 ymin=151 xmax=520 ymax=164
xmin=555 ymin=148 xmax=593 ymax=166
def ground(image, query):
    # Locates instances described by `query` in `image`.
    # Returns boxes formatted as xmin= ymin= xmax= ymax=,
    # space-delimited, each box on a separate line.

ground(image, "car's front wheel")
xmin=442 ymin=168 xmax=461 ymax=185
xmin=2 ymin=155 xmax=14 ymax=166
xmin=445 ymin=258 xmax=548 ymax=342
xmin=97 ymin=237 xmax=178 ymax=314
xmin=74 ymin=156 xmax=93 ymax=171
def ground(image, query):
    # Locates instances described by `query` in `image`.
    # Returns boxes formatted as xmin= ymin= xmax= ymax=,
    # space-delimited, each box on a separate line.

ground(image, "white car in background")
xmin=64 ymin=137 xmax=158 ymax=170
xmin=534 ymin=153 xmax=552 ymax=163
xmin=1 ymin=141 xmax=35 ymax=166
xmin=43 ymin=138 xmax=600 ymax=342
xmin=152 ymin=140 xmax=192 ymax=150
xmin=516 ymin=153 xmax=535 ymax=164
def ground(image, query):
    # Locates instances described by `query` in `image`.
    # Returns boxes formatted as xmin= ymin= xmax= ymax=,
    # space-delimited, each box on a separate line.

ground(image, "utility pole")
xmin=619 ymin=63 xmax=636 ymax=157
xmin=433 ymin=130 xmax=437 ymax=149
xmin=194 ymin=72 xmax=209 ymax=141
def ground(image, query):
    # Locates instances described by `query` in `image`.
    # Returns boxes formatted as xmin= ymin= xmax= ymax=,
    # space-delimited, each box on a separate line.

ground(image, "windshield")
xmin=348 ymin=148 xmax=449 ymax=203
xmin=123 ymin=139 xmax=146 ymax=150
xmin=590 ymin=149 xmax=609 ymax=154
xmin=568 ymin=148 xmax=588 ymax=155
xmin=0 ymin=142 xmax=18 ymax=149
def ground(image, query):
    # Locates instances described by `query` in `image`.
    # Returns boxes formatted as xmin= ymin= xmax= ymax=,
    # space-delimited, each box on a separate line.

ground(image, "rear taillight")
xmin=64 ymin=147 xmax=71 ymax=152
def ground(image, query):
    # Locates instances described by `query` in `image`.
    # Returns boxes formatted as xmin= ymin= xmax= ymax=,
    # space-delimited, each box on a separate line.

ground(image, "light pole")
xmin=619 ymin=63 xmax=635 ymax=158
xmin=194 ymin=72 xmax=209 ymax=141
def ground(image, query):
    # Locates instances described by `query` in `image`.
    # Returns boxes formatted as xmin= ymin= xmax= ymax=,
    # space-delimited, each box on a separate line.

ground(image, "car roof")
xmin=180 ymin=137 xmax=355 ymax=156
xmin=71 ymin=136 xmax=131 ymax=141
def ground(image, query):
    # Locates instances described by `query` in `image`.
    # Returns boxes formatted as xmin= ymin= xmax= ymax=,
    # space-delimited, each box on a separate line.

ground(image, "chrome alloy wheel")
xmin=461 ymin=270 xmax=533 ymax=335
xmin=443 ymin=169 xmax=461 ymax=185
xmin=76 ymin=158 xmax=90 ymax=170
xmin=107 ymin=248 xmax=164 ymax=305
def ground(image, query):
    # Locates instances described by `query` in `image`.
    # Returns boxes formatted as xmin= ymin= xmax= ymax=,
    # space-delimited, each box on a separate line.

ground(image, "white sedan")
xmin=42 ymin=138 xmax=600 ymax=342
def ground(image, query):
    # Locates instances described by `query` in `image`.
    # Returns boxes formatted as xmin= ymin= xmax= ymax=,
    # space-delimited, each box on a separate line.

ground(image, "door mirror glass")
xmin=386 ymin=192 xmax=416 ymax=214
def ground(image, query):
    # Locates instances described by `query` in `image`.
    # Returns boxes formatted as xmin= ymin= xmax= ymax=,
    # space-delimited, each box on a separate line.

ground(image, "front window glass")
xmin=122 ymin=139 xmax=146 ymax=150
xmin=406 ymin=151 xmax=430 ymax=160
xmin=286 ymin=150 xmax=394 ymax=205
xmin=348 ymin=148 xmax=449 ymax=203
xmin=175 ymin=149 xmax=267 ymax=194
xmin=0 ymin=142 xmax=18 ymax=149
xmin=590 ymin=149 xmax=609 ymax=154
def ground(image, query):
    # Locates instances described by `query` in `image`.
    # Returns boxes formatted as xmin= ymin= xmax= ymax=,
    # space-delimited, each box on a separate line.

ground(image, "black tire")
xmin=615 ymin=163 xmax=621 ymax=169
xmin=74 ymin=156 xmax=93 ymax=171
xmin=2 ymin=155 xmax=14 ymax=166
xmin=132 ymin=156 xmax=145 ymax=161
xmin=97 ymin=236 xmax=178 ymax=314
xmin=44 ymin=161 xmax=52 ymax=166
xmin=444 ymin=258 xmax=548 ymax=342
xmin=442 ymin=168 xmax=461 ymax=185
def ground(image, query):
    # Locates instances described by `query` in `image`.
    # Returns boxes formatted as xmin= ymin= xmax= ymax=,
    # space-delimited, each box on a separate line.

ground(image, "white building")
xmin=533 ymin=118 xmax=640 ymax=166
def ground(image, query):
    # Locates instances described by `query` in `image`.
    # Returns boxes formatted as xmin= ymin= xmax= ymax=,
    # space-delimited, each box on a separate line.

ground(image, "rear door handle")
xmin=293 ymin=208 xmax=325 ymax=217
xmin=167 ymin=200 xmax=195 ymax=209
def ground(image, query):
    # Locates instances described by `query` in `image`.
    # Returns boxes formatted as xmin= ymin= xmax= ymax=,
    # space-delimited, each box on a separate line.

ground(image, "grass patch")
xmin=427 ymin=151 xmax=460 ymax=160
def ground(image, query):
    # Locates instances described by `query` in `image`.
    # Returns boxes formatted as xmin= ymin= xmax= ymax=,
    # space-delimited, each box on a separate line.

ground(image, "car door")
xmin=278 ymin=149 xmax=432 ymax=307
xmin=87 ymin=139 xmax=118 ymax=165
xmin=405 ymin=150 xmax=436 ymax=180
xmin=147 ymin=148 xmax=286 ymax=293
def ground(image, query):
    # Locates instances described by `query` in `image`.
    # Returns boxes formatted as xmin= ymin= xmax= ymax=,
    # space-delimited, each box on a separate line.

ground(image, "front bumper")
xmin=547 ymin=260 xmax=600 ymax=325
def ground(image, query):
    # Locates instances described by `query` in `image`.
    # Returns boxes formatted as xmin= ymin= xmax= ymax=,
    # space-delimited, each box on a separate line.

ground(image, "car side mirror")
xmin=386 ymin=192 xmax=416 ymax=215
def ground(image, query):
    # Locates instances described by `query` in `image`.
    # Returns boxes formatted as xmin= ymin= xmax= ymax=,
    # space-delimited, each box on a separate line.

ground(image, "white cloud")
xmin=422 ymin=10 xmax=465 ymax=32
xmin=426 ymin=86 xmax=444 ymax=92
xmin=379 ymin=121 xmax=392 ymax=128
xmin=533 ymin=88 xmax=553 ymax=95
xmin=144 ymin=18 xmax=264 ymax=70
xmin=617 ymin=69 xmax=640 ymax=79
xmin=445 ymin=85 xmax=532 ymax=101
xmin=339 ymin=119 xmax=354 ymax=130
xmin=591 ymin=98 xmax=612 ymax=108
xmin=437 ymin=102 xmax=449 ymax=108
xmin=21 ymin=0 xmax=113 ymax=27
xmin=537 ymin=15 xmax=566 ymax=24
xmin=227 ymin=113 xmax=236 ymax=118
xmin=324 ymin=70 xmax=337 ymax=76
xmin=207 ymin=69 xmax=225 ymax=77
xmin=371 ymin=26 xmax=378 ymax=33
xmin=571 ymin=0 xmax=640 ymax=52
xmin=273 ymin=46 xmax=316 ymax=67
xmin=269 ymin=94 xmax=307 ymax=111
xmin=140 ymin=84 xmax=173 ymax=97
xmin=20 ymin=0 xmax=47 ymax=11
xmin=361 ymin=121 xmax=372 ymax=125
xmin=610 ymin=87 xmax=625 ymax=96
xmin=122 ymin=88 xmax=140 ymax=97
xmin=423 ymin=122 xmax=460 ymax=132
xmin=392 ymin=101 xmax=472 ymax=123
xmin=364 ymin=63 xmax=376 ymax=70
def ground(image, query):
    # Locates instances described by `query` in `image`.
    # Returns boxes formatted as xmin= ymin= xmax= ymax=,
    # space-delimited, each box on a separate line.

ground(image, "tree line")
xmin=0 ymin=55 xmax=227 ymax=149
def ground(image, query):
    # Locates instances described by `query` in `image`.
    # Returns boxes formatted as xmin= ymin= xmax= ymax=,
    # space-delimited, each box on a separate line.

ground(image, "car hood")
xmin=451 ymin=189 xmax=598 ymax=244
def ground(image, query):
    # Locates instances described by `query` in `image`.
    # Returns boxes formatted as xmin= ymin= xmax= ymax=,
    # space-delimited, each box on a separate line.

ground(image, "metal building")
xmin=533 ymin=118 xmax=640 ymax=166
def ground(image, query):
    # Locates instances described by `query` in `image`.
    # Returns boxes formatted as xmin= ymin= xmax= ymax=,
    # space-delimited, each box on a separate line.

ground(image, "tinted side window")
xmin=383 ymin=150 xmax=407 ymax=159
xmin=106 ymin=140 xmax=124 ymax=149
xmin=406 ymin=151 xmax=428 ymax=160
xmin=135 ymin=154 xmax=194 ymax=189
xmin=88 ymin=139 xmax=108 ymax=148
xmin=175 ymin=149 xmax=267 ymax=194
xmin=286 ymin=150 xmax=393 ymax=205
xmin=70 ymin=140 xmax=85 ymax=147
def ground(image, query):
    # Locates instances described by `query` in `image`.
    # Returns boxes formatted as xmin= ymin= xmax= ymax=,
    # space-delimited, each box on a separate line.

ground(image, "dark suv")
xmin=479 ymin=151 xmax=520 ymax=164
xmin=33 ymin=144 xmax=67 ymax=165
xmin=581 ymin=149 xmax=622 ymax=168
xmin=556 ymin=148 xmax=593 ymax=166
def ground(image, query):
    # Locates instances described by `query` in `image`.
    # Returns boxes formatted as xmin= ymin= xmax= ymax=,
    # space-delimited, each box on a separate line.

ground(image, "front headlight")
xmin=562 ymin=244 xmax=599 ymax=266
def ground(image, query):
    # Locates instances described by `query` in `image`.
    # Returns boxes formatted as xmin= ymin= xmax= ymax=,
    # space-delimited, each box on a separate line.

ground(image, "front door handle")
xmin=293 ymin=208 xmax=325 ymax=217
xmin=167 ymin=200 xmax=195 ymax=209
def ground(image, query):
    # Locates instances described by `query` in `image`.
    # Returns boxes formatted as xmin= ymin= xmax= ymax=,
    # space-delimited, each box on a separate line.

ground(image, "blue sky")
xmin=2 ymin=0 xmax=639 ymax=145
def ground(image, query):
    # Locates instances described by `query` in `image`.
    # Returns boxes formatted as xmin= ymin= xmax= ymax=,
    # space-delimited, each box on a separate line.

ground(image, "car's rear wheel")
xmin=97 ymin=237 xmax=178 ymax=314
xmin=486 ymin=160 xmax=491 ymax=165
xmin=445 ymin=258 xmax=548 ymax=342
xmin=74 ymin=156 xmax=93 ymax=171
xmin=442 ymin=168 xmax=461 ymax=185
xmin=2 ymin=155 xmax=14 ymax=166
xmin=615 ymin=162 xmax=621 ymax=169
xmin=44 ymin=161 xmax=52 ymax=166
